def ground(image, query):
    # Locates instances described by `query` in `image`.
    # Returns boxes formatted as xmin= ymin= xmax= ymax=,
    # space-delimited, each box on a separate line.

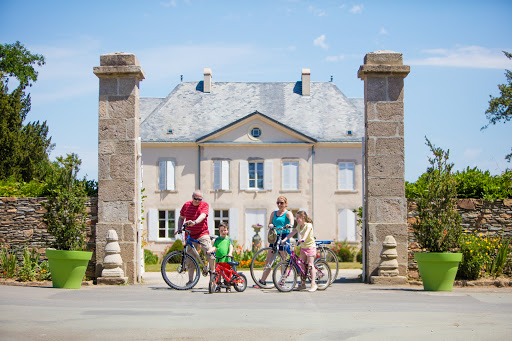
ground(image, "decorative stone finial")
xmin=97 ymin=230 xmax=128 ymax=285
xmin=378 ymin=235 xmax=399 ymax=276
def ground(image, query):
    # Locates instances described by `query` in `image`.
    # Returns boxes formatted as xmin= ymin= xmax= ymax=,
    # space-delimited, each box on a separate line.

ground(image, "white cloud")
xmin=349 ymin=5 xmax=364 ymax=14
xmin=161 ymin=0 xmax=177 ymax=7
xmin=314 ymin=35 xmax=328 ymax=49
xmin=308 ymin=5 xmax=326 ymax=17
xmin=409 ymin=46 xmax=512 ymax=69
xmin=379 ymin=28 xmax=388 ymax=35
xmin=325 ymin=55 xmax=345 ymax=62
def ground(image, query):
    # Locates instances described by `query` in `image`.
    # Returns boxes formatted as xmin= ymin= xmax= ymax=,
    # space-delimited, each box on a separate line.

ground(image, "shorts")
xmin=189 ymin=234 xmax=215 ymax=260
xmin=269 ymin=233 xmax=289 ymax=251
xmin=301 ymin=246 xmax=316 ymax=257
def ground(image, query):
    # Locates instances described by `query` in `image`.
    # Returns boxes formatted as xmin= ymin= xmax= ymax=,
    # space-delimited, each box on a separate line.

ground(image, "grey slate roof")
xmin=139 ymin=81 xmax=363 ymax=143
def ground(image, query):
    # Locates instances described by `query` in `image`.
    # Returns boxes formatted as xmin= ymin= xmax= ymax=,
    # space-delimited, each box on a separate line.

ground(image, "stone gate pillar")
xmin=93 ymin=53 xmax=145 ymax=283
xmin=358 ymin=51 xmax=410 ymax=282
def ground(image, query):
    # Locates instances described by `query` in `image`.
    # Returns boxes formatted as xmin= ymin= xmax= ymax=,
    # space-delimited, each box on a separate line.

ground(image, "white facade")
xmin=142 ymin=113 xmax=362 ymax=254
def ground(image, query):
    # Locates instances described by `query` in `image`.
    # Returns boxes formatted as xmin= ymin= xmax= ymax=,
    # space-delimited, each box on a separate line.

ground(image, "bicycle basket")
xmin=268 ymin=228 xmax=277 ymax=244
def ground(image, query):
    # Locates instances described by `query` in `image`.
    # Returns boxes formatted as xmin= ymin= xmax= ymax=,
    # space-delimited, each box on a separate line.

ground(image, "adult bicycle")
xmin=250 ymin=226 xmax=290 ymax=289
xmin=272 ymin=242 xmax=331 ymax=292
xmin=315 ymin=240 xmax=339 ymax=285
xmin=161 ymin=226 xmax=215 ymax=290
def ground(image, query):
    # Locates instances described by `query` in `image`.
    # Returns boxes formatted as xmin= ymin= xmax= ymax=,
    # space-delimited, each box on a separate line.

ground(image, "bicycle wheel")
xmin=313 ymin=259 xmax=331 ymax=290
xmin=317 ymin=246 xmax=339 ymax=285
xmin=272 ymin=261 xmax=297 ymax=292
xmin=208 ymin=273 xmax=218 ymax=294
xmin=161 ymin=251 xmax=200 ymax=290
xmin=233 ymin=273 xmax=247 ymax=292
xmin=250 ymin=247 xmax=283 ymax=289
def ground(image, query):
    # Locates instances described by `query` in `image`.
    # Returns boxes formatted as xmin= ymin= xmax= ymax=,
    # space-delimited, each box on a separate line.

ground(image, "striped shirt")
xmin=180 ymin=201 xmax=209 ymax=239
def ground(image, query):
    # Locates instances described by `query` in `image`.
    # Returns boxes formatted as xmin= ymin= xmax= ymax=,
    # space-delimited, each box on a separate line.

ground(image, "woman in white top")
xmin=281 ymin=210 xmax=318 ymax=292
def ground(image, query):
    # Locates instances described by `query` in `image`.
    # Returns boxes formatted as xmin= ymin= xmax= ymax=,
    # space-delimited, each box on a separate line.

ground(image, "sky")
xmin=1 ymin=0 xmax=511 ymax=182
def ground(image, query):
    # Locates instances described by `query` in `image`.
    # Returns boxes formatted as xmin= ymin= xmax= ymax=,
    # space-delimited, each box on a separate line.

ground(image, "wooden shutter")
xmin=263 ymin=160 xmax=273 ymax=190
xmin=147 ymin=209 xmax=159 ymax=241
xmin=239 ymin=160 xmax=248 ymax=190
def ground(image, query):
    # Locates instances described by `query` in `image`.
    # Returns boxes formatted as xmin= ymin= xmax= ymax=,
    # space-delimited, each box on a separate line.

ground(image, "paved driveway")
xmin=1 ymin=270 xmax=511 ymax=340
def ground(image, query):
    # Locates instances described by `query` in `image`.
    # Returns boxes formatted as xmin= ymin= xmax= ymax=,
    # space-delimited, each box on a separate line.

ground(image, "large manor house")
xmin=140 ymin=69 xmax=363 ymax=253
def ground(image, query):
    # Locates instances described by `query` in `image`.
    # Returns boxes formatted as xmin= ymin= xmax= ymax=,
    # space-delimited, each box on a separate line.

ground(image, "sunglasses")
xmin=276 ymin=202 xmax=285 ymax=205
xmin=193 ymin=197 xmax=203 ymax=201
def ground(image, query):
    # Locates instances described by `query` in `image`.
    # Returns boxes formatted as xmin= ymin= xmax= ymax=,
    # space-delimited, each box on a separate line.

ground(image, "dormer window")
xmin=250 ymin=127 xmax=262 ymax=138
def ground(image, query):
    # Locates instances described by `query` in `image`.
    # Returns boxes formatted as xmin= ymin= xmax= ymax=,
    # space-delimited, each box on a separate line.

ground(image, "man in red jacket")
xmin=177 ymin=190 xmax=214 ymax=277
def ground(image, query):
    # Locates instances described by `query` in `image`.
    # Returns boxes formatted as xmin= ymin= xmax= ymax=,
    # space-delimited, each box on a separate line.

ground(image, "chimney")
xmin=203 ymin=68 xmax=212 ymax=93
xmin=301 ymin=68 xmax=310 ymax=96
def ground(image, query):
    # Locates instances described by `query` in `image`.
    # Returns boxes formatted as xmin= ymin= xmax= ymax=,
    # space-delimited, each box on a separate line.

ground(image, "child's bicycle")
xmin=272 ymin=242 xmax=331 ymax=292
xmin=208 ymin=256 xmax=248 ymax=294
xmin=161 ymin=225 xmax=215 ymax=290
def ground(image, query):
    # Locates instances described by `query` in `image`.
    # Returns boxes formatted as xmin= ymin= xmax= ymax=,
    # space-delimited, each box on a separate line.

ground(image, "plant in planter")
xmin=413 ymin=138 xmax=462 ymax=291
xmin=42 ymin=154 xmax=92 ymax=289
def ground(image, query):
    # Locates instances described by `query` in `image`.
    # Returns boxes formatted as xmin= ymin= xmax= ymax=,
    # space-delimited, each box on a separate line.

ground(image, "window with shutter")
xmin=282 ymin=161 xmax=298 ymax=190
xmin=338 ymin=162 xmax=355 ymax=190
xmin=213 ymin=160 xmax=230 ymax=190
xmin=159 ymin=160 xmax=175 ymax=191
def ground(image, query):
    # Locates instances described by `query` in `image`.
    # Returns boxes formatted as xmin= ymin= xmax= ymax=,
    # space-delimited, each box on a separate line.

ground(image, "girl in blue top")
xmin=253 ymin=196 xmax=294 ymax=287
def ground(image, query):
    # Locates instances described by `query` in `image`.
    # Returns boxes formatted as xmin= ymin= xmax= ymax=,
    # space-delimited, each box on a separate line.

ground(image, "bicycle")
xmin=250 ymin=226 xmax=290 ymax=289
xmin=315 ymin=240 xmax=339 ymax=285
xmin=208 ymin=256 xmax=247 ymax=294
xmin=161 ymin=226 xmax=215 ymax=290
xmin=272 ymin=241 xmax=331 ymax=292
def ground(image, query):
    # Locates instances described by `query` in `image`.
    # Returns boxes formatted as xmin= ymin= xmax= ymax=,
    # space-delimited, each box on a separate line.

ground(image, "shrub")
xmin=412 ymin=138 xmax=462 ymax=253
xmin=0 ymin=247 xmax=18 ymax=278
xmin=144 ymin=249 xmax=158 ymax=265
xmin=407 ymin=167 xmax=512 ymax=200
xmin=457 ymin=234 xmax=500 ymax=280
xmin=18 ymin=247 xmax=39 ymax=282
xmin=165 ymin=239 xmax=184 ymax=255
xmin=356 ymin=249 xmax=363 ymax=263
xmin=489 ymin=238 xmax=511 ymax=277
xmin=332 ymin=241 xmax=354 ymax=262
xmin=36 ymin=261 xmax=51 ymax=281
xmin=42 ymin=154 xmax=88 ymax=251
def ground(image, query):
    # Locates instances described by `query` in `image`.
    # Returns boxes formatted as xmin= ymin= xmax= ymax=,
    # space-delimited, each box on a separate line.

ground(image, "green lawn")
xmin=145 ymin=261 xmax=362 ymax=272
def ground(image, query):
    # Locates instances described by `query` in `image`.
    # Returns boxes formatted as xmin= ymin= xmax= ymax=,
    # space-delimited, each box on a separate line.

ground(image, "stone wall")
xmin=0 ymin=197 xmax=98 ymax=279
xmin=408 ymin=198 xmax=512 ymax=278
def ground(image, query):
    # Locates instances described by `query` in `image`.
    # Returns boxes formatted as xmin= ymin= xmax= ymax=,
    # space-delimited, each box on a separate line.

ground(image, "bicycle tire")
xmin=250 ymin=247 xmax=283 ymax=289
xmin=313 ymin=259 xmax=331 ymax=290
xmin=161 ymin=251 xmax=200 ymax=290
xmin=272 ymin=261 xmax=297 ymax=292
xmin=208 ymin=273 xmax=218 ymax=294
xmin=317 ymin=246 xmax=339 ymax=285
xmin=233 ymin=273 xmax=247 ymax=292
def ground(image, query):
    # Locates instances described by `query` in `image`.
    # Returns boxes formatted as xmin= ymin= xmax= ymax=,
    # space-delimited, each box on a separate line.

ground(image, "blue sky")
xmin=1 ymin=0 xmax=511 ymax=182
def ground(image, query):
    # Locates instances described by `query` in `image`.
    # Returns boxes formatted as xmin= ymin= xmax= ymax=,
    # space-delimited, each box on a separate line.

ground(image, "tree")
xmin=482 ymin=51 xmax=512 ymax=162
xmin=0 ymin=41 xmax=53 ymax=181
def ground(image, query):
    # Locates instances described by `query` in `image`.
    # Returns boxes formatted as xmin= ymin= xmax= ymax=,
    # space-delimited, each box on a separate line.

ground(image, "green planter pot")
xmin=46 ymin=249 xmax=93 ymax=289
xmin=414 ymin=252 xmax=462 ymax=291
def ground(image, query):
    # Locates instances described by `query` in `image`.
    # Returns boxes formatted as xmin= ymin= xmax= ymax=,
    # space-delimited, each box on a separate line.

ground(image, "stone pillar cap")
xmin=94 ymin=52 xmax=145 ymax=80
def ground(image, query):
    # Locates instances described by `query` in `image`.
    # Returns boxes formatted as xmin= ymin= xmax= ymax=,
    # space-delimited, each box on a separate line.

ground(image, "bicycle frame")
xmin=180 ymin=230 xmax=209 ymax=274
xmin=262 ymin=228 xmax=289 ymax=269
xmin=284 ymin=243 xmax=326 ymax=281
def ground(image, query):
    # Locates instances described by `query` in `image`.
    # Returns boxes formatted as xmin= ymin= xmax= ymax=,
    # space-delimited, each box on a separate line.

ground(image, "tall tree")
xmin=482 ymin=51 xmax=512 ymax=162
xmin=0 ymin=41 xmax=53 ymax=181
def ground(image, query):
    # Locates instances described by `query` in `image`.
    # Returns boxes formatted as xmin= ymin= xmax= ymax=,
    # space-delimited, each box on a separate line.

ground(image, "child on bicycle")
xmin=281 ymin=211 xmax=317 ymax=292
xmin=208 ymin=222 xmax=234 ymax=291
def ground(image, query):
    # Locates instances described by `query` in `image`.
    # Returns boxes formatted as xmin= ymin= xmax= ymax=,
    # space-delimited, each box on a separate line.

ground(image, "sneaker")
xmin=185 ymin=281 xmax=194 ymax=287
xmin=308 ymin=284 xmax=318 ymax=292
xmin=295 ymin=283 xmax=306 ymax=291
xmin=252 ymin=279 xmax=266 ymax=288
